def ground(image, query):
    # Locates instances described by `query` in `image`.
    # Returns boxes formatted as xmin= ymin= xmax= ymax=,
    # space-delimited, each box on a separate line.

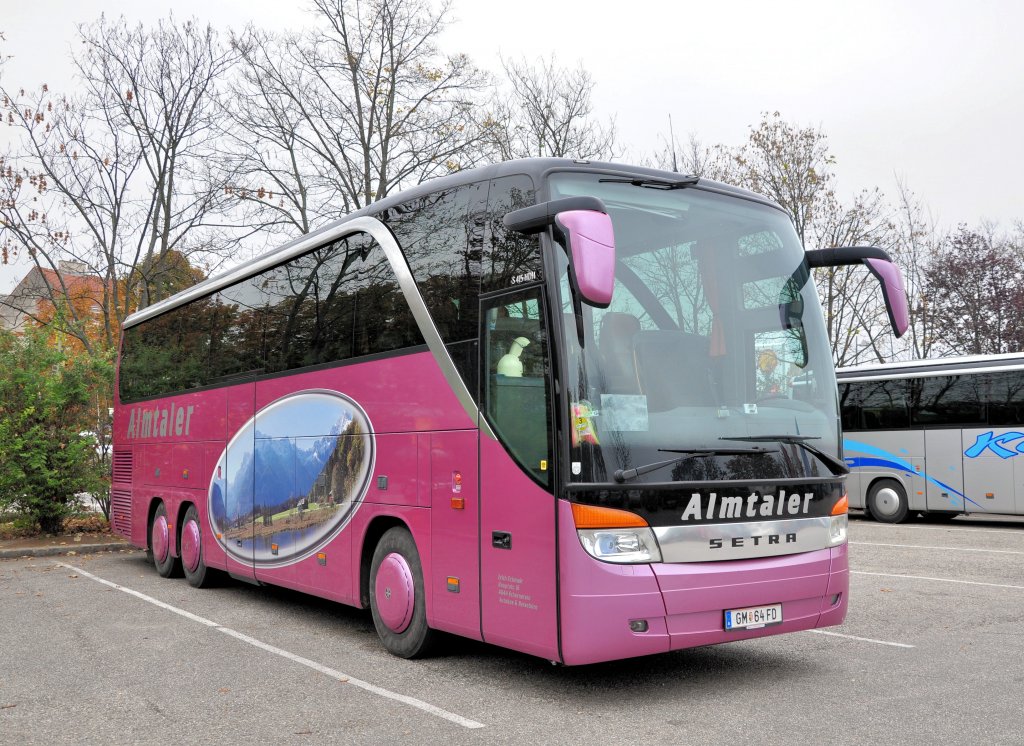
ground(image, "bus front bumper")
xmin=558 ymin=506 xmax=848 ymax=665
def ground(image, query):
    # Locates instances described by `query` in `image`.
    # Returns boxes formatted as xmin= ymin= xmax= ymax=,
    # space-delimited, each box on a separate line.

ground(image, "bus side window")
xmin=481 ymin=290 xmax=553 ymax=487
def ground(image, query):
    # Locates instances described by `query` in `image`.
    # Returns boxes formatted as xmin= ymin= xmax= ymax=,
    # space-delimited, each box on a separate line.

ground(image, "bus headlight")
xmin=577 ymin=528 xmax=662 ymax=564
xmin=828 ymin=513 xmax=848 ymax=545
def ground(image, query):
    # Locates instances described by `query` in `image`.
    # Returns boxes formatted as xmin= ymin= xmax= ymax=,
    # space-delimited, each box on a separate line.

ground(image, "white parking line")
xmin=807 ymin=629 xmax=914 ymax=648
xmin=850 ymin=541 xmax=1024 ymax=555
xmin=61 ymin=563 xmax=486 ymax=730
xmin=852 ymin=570 xmax=1024 ymax=591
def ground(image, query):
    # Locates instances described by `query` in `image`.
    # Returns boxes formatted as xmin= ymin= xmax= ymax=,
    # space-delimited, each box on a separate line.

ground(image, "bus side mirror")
xmin=806 ymin=246 xmax=910 ymax=338
xmin=504 ymin=196 xmax=616 ymax=308
xmin=553 ymin=210 xmax=615 ymax=308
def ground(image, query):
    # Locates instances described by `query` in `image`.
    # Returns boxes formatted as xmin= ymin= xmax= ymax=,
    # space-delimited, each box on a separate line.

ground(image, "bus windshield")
xmin=548 ymin=172 xmax=839 ymax=484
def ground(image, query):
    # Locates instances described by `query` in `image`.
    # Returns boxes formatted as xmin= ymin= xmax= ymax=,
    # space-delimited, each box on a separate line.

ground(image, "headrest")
xmin=599 ymin=312 xmax=641 ymax=346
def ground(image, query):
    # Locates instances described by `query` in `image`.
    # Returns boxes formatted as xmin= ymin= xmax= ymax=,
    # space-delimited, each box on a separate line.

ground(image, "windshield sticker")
xmin=599 ymin=394 xmax=649 ymax=432
xmin=571 ymin=400 xmax=600 ymax=447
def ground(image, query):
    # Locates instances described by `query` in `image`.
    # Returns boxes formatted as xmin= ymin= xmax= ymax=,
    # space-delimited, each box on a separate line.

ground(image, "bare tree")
xmin=218 ymin=30 xmax=324 ymax=245
xmin=76 ymin=15 xmax=237 ymax=308
xmin=1 ymin=81 xmax=137 ymax=351
xmin=731 ymin=112 xmax=835 ymax=246
xmin=811 ymin=189 xmax=900 ymax=365
xmin=1 ymin=16 xmax=235 ymax=352
xmin=485 ymin=54 xmax=617 ymax=161
xmin=891 ymin=178 xmax=941 ymax=360
xmin=651 ymin=128 xmax=737 ymax=181
xmin=925 ymin=225 xmax=1024 ymax=355
xmin=227 ymin=0 xmax=489 ymax=236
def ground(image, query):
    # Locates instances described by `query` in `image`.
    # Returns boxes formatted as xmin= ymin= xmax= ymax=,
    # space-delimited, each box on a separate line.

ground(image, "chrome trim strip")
xmin=836 ymin=351 xmax=1024 ymax=380
xmin=653 ymin=516 xmax=835 ymax=563
xmin=837 ymin=363 xmax=1024 ymax=383
xmin=125 ymin=217 xmax=489 ymax=436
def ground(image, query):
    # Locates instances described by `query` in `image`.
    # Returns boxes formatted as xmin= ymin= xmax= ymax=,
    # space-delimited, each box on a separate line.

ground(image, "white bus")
xmin=837 ymin=353 xmax=1024 ymax=522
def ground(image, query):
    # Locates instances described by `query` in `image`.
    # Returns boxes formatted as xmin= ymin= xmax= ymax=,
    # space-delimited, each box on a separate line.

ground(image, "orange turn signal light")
xmin=571 ymin=502 xmax=648 ymax=529
xmin=831 ymin=494 xmax=849 ymax=515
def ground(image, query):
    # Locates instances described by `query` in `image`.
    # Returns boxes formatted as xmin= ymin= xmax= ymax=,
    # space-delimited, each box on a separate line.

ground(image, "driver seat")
xmin=633 ymin=330 xmax=714 ymax=411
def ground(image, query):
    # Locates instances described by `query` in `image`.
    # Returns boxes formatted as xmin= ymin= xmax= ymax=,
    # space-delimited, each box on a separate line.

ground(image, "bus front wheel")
xmin=867 ymin=479 xmax=909 ymax=524
xmin=369 ymin=527 xmax=435 ymax=659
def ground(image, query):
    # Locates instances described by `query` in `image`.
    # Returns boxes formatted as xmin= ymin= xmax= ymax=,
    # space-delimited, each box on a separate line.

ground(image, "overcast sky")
xmin=2 ymin=0 xmax=1022 ymax=293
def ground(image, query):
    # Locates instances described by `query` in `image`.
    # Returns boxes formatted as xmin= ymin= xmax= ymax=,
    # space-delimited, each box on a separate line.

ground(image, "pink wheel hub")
xmin=181 ymin=518 xmax=201 ymax=573
xmin=151 ymin=514 xmax=169 ymax=563
xmin=375 ymin=552 xmax=414 ymax=633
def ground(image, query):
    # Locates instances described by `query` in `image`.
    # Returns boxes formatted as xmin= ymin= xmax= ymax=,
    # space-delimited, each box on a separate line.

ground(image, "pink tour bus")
xmin=111 ymin=159 xmax=908 ymax=664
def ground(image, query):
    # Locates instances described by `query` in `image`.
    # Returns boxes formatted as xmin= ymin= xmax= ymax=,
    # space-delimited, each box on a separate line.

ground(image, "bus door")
xmin=478 ymin=290 xmax=559 ymax=660
xmin=920 ymin=376 xmax=986 ymax=514
xmin=224 ymin=381 xmax=256 ymax=581
xmin=961 ymin=427 xmax=1017 ymax=514
xmin=924 ymin=429 xmax=966 ymax=513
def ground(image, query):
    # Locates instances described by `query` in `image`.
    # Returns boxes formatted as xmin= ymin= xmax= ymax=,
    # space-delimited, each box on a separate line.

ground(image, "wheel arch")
xmin=865 ymin=475 xmax=911 ymax=522
xmin=145 ymin=497 xmax=164 ymax=552
xmin=359 ymin=515 xmax=411 ymax=609
xmin=176 ymin=499 xmax=198 ymax=556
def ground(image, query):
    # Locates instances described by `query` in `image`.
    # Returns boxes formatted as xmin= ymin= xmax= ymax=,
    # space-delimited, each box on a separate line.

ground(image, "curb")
xmin=0 ymin=542 xmax=132 ymax=560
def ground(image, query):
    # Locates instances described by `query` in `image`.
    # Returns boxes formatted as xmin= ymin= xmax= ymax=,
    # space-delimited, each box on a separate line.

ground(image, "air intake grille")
xmin=111 ymin=488 xmax=132 ymax=537
xmin=112 ymin=450 xmax=133 ymax=484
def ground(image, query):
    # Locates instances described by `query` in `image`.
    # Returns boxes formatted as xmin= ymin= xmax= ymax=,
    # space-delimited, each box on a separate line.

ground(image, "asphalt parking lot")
xmin=2 ymin=513 xmax=1022 ymax=745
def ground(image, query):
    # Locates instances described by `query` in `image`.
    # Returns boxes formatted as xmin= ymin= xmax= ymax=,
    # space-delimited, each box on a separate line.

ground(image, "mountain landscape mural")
xmin=208 ymin=390 xmax=374 ymax=565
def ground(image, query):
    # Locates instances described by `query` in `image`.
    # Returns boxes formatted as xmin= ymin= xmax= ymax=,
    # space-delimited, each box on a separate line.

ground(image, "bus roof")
xmin=123 ymin=158 xmax=783 ymax=329
xmin=836 ymin=352 xmax=1024 ymax=382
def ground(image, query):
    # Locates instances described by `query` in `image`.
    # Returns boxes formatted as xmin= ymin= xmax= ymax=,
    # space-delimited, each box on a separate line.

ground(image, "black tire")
xmin=150 ymin=502 xmax=181 ymax=578
xmin=867 ymin=479 xmax=910 ymax=524
xmin=181 ymin=504 xmax=216 ymax=588
xmin=368 ymin=527 xmax=435 ymax=659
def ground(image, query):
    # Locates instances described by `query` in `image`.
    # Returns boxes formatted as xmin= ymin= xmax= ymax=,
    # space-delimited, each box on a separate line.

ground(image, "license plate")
xmin=724 ymin=603 xmax=783 ymax=630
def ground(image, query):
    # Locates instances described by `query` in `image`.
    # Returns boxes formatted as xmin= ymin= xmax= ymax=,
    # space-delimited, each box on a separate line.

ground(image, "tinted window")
xmin=120 ymin=311 xmax=182 ymax=401
xmin=119 ymin=231 xmax=424 ymax=402
xmin=911 ymin=375 xmax=985 ymax=427
xmin=482 ymin=175 xmax=540 ymax=294
xmin=210 ymin=277 xmax=269 ymax=382
xmin=349 ymin=235 xmax=424 ymax=356
xmin=384 ymin=184 xmax=481 ymax=343
xmin=840 ymin=379 xmax=911 ymax=430
xmin=986 ymin=371 xmax=1024 ymax=426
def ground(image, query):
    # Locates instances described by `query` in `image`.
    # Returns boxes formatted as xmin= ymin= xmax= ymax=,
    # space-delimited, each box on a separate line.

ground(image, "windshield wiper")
xmin=598 ymin=176 xmax=700 ymax=190
xmin=612 ymin=445 xmax=778 ymax=484
xmin=719 ymin=435 xmax=850 ymax=477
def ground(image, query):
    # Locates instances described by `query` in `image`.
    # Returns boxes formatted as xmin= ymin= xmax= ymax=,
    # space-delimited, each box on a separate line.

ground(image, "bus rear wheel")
xmin=150 ymin=502 xmax=181 ymax=578
xmin=369 ymin=527 xmax=435 ymax=659
xmin=868 ymin=479 xmax=909 ymax=524
xmin=181 ymin=504 xmax=215 ymax=588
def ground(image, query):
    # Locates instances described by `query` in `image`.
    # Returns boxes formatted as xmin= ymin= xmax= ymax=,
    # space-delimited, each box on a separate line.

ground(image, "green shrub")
xmin=0 ymin=330 xmax=110 ymax=534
